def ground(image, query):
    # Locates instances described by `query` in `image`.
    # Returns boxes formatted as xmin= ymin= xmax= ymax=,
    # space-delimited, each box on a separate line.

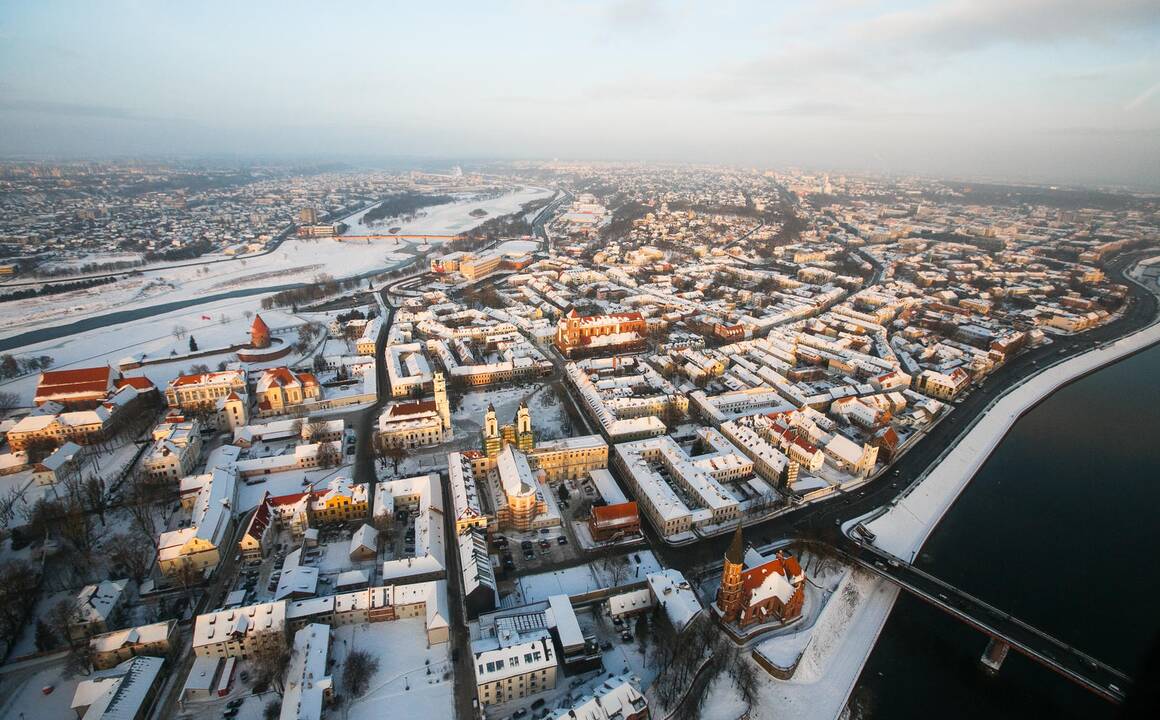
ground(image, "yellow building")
xmin=255 ymin=367 xmax=322 ymax=413
xmin=310 ymin=476 xmax=369 ymax=524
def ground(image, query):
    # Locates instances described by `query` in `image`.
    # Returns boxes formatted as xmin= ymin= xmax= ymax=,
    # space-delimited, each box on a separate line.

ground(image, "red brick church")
xmin=715 ymin=525 xmax=806 ymax=628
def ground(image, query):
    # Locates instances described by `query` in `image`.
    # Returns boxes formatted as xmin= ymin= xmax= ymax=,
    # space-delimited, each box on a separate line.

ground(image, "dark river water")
xmin=854 ymin=342 xmax=1160 ymax=718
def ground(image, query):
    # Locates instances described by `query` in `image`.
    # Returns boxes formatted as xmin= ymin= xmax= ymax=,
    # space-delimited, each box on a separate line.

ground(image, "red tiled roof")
xmin=387 ymin=400 xmax=437 ymax=417
xmin=740 ymin=554 xmax=804 ymax=594
xmin=591 ymin=502 xmax=639 ymax=527
xmin=270 ymin=491 xmax=312 ymax=506
xmin=35 ymin=366 xmax=114 ymax=399
xmin=115 ymin=376 xmax=157 ymax=391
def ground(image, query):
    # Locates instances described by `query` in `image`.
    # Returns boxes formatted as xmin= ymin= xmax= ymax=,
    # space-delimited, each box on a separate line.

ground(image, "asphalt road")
xmin=640 ymin=252 xmax=1159 ymax=576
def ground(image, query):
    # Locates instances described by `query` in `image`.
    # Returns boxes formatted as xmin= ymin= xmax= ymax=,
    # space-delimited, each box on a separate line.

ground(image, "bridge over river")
xmin=837 ymin=534 xmax=1131 ymax=704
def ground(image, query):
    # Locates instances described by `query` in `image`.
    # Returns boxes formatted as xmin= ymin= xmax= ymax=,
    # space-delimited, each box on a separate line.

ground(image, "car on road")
xmin=227 ymin=699 xmax=244 ymax=709
xmin=524 ymin=551 xmax=535 ymax=561
xmin=557 ymin=536 xmax=568 ymax=545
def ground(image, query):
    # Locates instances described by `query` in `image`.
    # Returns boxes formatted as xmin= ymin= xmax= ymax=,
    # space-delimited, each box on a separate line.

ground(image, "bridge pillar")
xmin=980 ymin=637 xmax=1010 ymax=676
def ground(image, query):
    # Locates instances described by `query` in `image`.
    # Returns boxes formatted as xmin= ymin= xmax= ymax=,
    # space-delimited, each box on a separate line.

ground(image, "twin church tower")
xmin=481 ymin=401 xmax=534 ymax=458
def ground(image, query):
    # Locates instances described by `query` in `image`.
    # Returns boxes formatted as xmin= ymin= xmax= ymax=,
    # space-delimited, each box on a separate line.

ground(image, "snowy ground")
xmin=512 ymin=551 xmax=661 ymax=604
xmin=450 ymin=382 xmax=572 ymax=449
xmin=0 ymin=658 xmax=82 ymax=720
xmin=0 ymin=296 xmax=306 ymax=405
xmin=331 ymin=620 xmax=453 ymax=720
xmin=0 ymin=186 xmax=549 ymax=336
xmin=339 ymin=186 xmax=550 ymax=237
xmin=494 ymin=239 xmax=541 ymax=254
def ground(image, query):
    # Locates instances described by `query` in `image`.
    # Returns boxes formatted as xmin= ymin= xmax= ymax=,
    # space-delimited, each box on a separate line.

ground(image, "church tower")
xmin=433 ymin=372 xmax=451 ymax=436
xmin=716 ymin=524 xmax=746 ymax=622
xmin=516 ymin=401 xmax=534 ymax=452
xmin=482 ymin=404 xmax=502 ymax=458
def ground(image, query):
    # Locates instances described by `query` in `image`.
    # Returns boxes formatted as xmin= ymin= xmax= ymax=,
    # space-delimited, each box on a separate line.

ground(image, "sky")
xmin=0 ymin=0 xmax=1158 ymax=188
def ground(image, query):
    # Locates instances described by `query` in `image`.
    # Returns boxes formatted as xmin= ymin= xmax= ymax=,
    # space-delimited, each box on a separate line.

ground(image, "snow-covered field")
xmin=332 ymin=620 xmax=453 ymax=720
xmin=340 ymin=186 xmax=550 ymax=236
xmin=495 ymin=239 xmax=541 ymax=254
xmin=0 ymin=296 xmax=308 ymax=405
xmin=0 ymin=186 xmax=549 ymax=337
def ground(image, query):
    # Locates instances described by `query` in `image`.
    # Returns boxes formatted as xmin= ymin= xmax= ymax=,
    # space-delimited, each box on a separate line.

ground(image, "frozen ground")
xmin=0 ymin=186 xmax=549 ymax=336
xmin=450 ymin=382 xmax=572 ymax=448
xmin=494 ymin=239 xmax=541 ymax=254
xmin=340 ymin=186 xmax=550 ymax=236
xmin=0 ymin=658 xmax=81 ymax=720
xmin=331 ymin=619 xmax=453 ymax=720
xmin=513 ymin=551 xmax=661 ymax=604
xmin=0 ymin=296 xmax=305 ymax=405
xmin=712 ymin=569 xmax=900 ymax=720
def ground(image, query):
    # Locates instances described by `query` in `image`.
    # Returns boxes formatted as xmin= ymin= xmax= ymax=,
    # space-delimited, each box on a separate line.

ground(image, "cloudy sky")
xmin=1 ymin=0 xmax=1157 ymax=187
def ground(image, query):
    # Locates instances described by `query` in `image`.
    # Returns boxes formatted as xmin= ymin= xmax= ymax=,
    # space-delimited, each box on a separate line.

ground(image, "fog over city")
xmin=1 ymin=0 xmax=1158 ymax=186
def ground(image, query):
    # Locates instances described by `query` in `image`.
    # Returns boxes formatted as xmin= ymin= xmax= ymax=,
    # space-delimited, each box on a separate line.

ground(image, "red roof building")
xmin=588 ymin=501 xmax=641 ymax=542
xmin=34 ymin=366 xmax=118 ymax=409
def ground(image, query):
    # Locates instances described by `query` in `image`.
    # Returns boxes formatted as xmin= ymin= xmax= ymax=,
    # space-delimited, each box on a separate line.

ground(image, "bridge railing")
xmin=850 ymin=543 xmax=1131 ymax=687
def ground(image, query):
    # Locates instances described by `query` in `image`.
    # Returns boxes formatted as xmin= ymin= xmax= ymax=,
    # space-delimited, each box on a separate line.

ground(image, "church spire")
xmin=726 ymin=523 xmax=744 ymax=565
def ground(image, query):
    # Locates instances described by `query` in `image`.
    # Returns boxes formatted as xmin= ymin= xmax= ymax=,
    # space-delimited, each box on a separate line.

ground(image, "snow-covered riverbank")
xmin=784 ymin=318 xmax=1160 ymax=719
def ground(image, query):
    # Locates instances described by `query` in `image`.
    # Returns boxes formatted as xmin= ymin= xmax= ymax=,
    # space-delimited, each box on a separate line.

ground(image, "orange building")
xmin=716 ymin=526 xmax=805 ymax=628
xmin=554 ymin=309 xmax=647 ymax=357
xmin=588 ymin=502 xmax=641 ymax=542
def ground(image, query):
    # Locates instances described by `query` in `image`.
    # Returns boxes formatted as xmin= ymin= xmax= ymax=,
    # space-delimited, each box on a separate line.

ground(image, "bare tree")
xmin=0 ymin=391 xmax=19 ymax=413
xmin=303 ymin=419 xmax=328 ymax=443
xmin=251 ymin=634 xmax=292 ymax=696
xmin=171 ymin=325 xmax=188 ymax=341
xmin=0 ymin=561 xmax=39 ymax=653
xmin=46 ymin=596 xmax=82 ymax=648
xmin=343 ymin=648 xmax=380 ymax=697
xmin=105 ymin=532 xmax=153 ymax=584
xmin=317 ymin=441 xmax=341 ymax=469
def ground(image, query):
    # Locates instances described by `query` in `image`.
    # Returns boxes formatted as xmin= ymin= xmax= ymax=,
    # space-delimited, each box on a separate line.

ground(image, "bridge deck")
xmin=841 ymin=540 xmax=1131 ymax=704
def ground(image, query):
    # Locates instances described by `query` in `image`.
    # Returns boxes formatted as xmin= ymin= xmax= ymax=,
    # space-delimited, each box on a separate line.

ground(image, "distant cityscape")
xmin=0 ymin=160 xmax=1157 ymax=720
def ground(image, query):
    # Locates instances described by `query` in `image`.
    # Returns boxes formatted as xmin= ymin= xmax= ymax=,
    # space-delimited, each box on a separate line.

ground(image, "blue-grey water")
xmin=854 ymin=342 xmax=1160 ymax=718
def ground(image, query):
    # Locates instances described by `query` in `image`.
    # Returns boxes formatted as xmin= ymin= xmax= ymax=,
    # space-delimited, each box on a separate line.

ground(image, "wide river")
xmin=853 ymin=342 xmax=1160 ymax=717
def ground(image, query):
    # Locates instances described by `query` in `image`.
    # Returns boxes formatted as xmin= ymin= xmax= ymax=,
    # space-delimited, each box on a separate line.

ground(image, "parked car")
xmin=227 ymin=699 xmax=244 ymax=709
xmin=557 ymin=536 xmax=568 ymax=545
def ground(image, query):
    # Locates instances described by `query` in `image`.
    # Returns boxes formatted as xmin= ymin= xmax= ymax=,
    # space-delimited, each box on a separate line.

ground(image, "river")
xmin=852 ymin=342 xmax=1160 ymax=717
